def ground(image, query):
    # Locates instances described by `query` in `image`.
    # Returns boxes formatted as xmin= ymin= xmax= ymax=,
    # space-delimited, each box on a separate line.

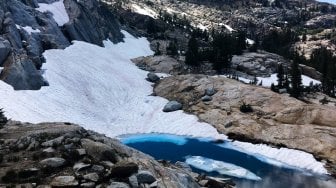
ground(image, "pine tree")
xmin=211 ymin=32 xmax=234 ymax=73
xmin=185 ymin=36 xmax=199 ymax=66
xmin=166 ymin=40 xmax=178 ymax=56
xmin=290 ymin=55 xmax=302 ymax=98
xmin=277 ymin=64 xmax=285 ymax=88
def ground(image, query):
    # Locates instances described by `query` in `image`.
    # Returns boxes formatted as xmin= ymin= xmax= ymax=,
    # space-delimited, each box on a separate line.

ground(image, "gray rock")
xmin=205 ymin=88 xmax=216 ymax=96
xmin=43 ymin=147 xmax=56 ymax=153
xmin=41 ymin=136 xmax=64 ymax=147
xmin=83 ymin=172 xmax=99 ymax=182
xmin=81 ymin=139 xmax=118 ymax=163
xmin=163 ymin=101 xmax=182 ymax=112
xmin=50 ymin=176 xmax=78 ymax=187
xmin=128 ymin=175 xmax=139 ymax=188
xmin=147 ymin=72 xmax=160 ymax=83
xmin=110 ymin=161 xmax=139 ymax=178
xmin=0 ymin=38 xmax=11 ymax=65
xmin=136 ymin=170 xmax=156 ymax=184
xmin=76 ymin=148 xmax=86 ymax=156
xmin=81 ymin=182 xmax=95 ymax=188
xmin=201 ymin=95 xmax=212 ymax=102
xmin=91 ymin=165 xmax=105 ymax=174
xmin=1 ymin=58 xmax=45 ymax=90
xmin=278 ymin=88 xmax=287 ymax=94
xmin=101 ymin=161 xmax=114 ymax=169
xmin=149 ymin=181 xmax=158 ymax=188
xmin=108 ymin=182 xmax=130 ymax=188
xmin=39 ymin=157 xmax=66 ymax=168
xmin=73 ymin=162 xmax=91 ymax=172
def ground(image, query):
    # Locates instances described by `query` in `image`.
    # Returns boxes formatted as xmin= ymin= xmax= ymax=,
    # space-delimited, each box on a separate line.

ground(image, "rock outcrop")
xmin=0 ymin=0 xmax=123 ymax=90
xmin=0 ymin=121 xmax=233 ymax=187
xmin=154 ymin=74 xmax=336 ymax=176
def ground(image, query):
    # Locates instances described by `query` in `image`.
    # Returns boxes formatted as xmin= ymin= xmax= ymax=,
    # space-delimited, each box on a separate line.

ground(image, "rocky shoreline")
xmin=0 ymin=121 xmax=234 ymax=188
xmin=153 ymin=74 xmax=336 ymax=178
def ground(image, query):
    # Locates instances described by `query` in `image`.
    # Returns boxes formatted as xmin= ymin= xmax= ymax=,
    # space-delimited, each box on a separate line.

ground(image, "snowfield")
xmin=36 ymin=0 xmax=69 ymax=26
xmin=0 ymin=31 xmax=223 ymax=140
xmin=0 ymin=31 xmax=328 ymax=175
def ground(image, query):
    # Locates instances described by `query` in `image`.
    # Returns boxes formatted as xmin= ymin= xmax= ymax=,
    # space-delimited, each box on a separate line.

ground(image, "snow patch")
xmin=16 ymin=25 xmax=41 ymax=34
xmin=228 ymin=141 xmax=328 ymax=175
xmin=185 ymin=156 xmax=262 ymax=181
xmin=131 ymin=4 xmax=158 ymax=18
xmin=219 ymin=23 xmax=235 ymax=32
xmin=246 ymin=38 xmax=255 ymax=45
xmin=36 ymin=0 xmax=69 ymax=26
xmin=257 ymin=74 xmax=321 ymax=87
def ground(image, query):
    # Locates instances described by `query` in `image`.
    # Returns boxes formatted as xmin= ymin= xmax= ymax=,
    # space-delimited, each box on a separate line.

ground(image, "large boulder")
xmin=163 ymin=101 xmax=182 ymax=112
xmin=50 ymin=176 xmax=78 ymax=187
xmin=80 ymin=139 xmax=118 ymax=163
xmin=39 ymin=157 xmax=66 ymax=168
xmin=110 ymin=161 xmax=139 ymax=178
xmin=136 ymin=170 xmax=156 ymax=184
xmin=0 ymin=38 xmax=11 ymax=65
xmin=0 ymin=58 xmax=46 ymax=90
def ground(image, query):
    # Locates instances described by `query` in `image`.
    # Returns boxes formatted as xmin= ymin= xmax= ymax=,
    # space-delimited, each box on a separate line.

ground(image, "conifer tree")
xmin=185 ymin=36 xmax=199 ymax=66
xmin=290 ymin=54 xmax=302 ymax=98
xmin=277 ymin=64 xmax=285 ymax=88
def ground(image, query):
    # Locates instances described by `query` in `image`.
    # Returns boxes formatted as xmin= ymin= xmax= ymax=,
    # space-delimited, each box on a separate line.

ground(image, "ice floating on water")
xmin=185 ymin=156 xmax=262 ymax=181
xmin=121 ymin=133 xmax=188 ymax=145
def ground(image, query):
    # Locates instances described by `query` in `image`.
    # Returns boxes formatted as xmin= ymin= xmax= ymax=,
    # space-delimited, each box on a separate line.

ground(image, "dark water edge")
xmin=121 ymin=134 xmax=336 ymax=188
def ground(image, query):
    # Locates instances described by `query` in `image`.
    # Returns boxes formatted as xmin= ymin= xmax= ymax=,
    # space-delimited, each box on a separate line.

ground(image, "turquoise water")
xmin=122 ymin=134 xmax=336 ymax=188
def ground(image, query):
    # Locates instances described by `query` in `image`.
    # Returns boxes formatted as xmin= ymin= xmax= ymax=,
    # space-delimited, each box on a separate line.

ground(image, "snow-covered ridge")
xmin=36 ymin=0 xmax=69 ymax=26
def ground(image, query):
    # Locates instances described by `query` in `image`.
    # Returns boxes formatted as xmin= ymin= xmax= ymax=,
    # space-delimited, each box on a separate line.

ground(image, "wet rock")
xmin=50 ymin=176 xmax=78 ymax=187
xmin=136 ymin=170 xmax=156 ymax=184
xmin=39 ymin=157 xmax=66 ymax=168
xmin=109 ymin=182 xmax=130 ymax=188
xmin=163 ymin=101 xmax=182 ymax=112
xmin=110 ymin=161 xmax=139 ymax=178
xmin=83 ymin=172 xmax=99 ymax=182
xmin=147 ymin=72 xmax=160 ymax=83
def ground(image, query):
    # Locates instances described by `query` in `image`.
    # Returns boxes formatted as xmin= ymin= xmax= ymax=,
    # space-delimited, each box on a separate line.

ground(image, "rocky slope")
xmin=154 ymin=74 xmax=336 ymax=176
xmin=0 ymin=0 xmax=122 ymax=90
xmin=0 ymin=121 xmax=234 ymax=187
